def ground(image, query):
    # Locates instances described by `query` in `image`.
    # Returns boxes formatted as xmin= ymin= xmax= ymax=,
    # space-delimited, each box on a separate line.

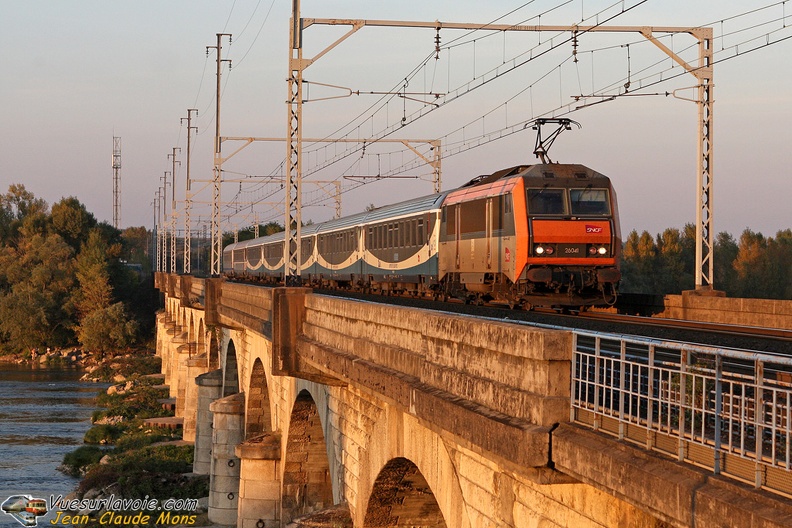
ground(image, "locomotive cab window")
xmin=570 ymin=188 xmax=610 ymax=215
xmin=527 ymin=188 xmax=566 ymax=215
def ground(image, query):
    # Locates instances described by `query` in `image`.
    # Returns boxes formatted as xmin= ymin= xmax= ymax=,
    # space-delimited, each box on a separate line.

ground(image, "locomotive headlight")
xmin=535 ymin=245 xmax=545 ymax=255
xmin=597 ymin=246 xmax=608 ymax=255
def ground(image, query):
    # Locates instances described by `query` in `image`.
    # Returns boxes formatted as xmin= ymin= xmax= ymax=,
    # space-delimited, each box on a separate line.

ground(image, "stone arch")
xmin=359 ymin=409 xmax=471 ymax=528
xmin=363 ymin=457 xmax=447 ymax=527
xmin=223 ymin=339 xmax=239 ymax=396
xmin=208 ymin=328 xmax=219 ymax=370
xmin=282 ymin=389 xmax=333 ymax=524
xmin=245 ymin=358 xmax=271 ymax=438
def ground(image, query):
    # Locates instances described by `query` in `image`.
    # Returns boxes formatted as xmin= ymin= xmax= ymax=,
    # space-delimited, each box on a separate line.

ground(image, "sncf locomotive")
xmin=223 ymin=162 xmax=621 ymax=308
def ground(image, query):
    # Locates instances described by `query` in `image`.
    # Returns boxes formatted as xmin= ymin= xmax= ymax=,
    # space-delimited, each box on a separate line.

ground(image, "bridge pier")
xmin=174 ymin=347 xmax=191 ymax=418
xmin=193 ymin=369 xmax=223 ymax=475
xmin=208 ymin=392 xmax=245 ymax=525
xmin=183 ymin=356 xmax=210 ymax=442
xmin=235 ymin=434 xmax=282 ymax=528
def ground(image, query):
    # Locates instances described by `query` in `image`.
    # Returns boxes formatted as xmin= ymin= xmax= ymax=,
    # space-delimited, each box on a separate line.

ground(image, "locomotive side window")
xmin=417 ymin=218 xmax=425 ymax=245
xmin=527 ymin=188 xmax=566 ymax=215
xmin=570 ymin=188 xmax=610 ymax=215
xmin=445 ymin=205 xmax=457 ymax=237
xmin=460 ymin=199 xmax=486 ymax=236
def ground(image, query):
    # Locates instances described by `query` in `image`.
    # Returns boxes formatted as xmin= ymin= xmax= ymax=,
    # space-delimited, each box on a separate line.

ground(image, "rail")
xmin=571 ymin=331 xmax=792 ymax=497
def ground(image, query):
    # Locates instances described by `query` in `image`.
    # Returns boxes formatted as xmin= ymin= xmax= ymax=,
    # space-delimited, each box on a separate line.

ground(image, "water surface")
xmin=0 ymin=364 xmax=100 ymax=527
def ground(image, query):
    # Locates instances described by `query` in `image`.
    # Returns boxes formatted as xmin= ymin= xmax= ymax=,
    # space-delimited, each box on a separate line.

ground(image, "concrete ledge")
xmin=210 ymin=392 xmax=246 ymax=414
xmin=693 ymin=476 xmax=792 ymax=528
xmin=552 ymin=423 xmax=792 ymax=528
xmin=235 ymin=434 xmax=281 ymax=460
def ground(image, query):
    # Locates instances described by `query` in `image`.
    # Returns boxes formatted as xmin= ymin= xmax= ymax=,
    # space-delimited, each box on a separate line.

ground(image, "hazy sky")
xmin=1 ymin=1 xmax=790 ymax=238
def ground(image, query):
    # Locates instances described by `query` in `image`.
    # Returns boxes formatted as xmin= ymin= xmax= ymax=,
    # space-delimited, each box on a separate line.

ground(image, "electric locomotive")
xmin=438 ymin=163 xmax=620 ymax=308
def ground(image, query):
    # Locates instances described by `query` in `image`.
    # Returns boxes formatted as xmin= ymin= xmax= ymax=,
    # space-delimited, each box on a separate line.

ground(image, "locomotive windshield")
xmin=527 ymin=188 xmax=566 ymax=215
xmin=570 ymin=188 xmax=610 ymax=215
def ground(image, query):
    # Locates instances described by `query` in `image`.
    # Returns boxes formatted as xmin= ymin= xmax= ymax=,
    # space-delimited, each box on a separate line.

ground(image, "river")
xmin=0 ymin=363 xmax=101 ymax=528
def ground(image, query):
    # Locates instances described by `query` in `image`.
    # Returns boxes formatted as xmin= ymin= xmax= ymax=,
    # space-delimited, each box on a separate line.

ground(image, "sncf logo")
xmin=585 ymin=225 xmax=603 ymax=234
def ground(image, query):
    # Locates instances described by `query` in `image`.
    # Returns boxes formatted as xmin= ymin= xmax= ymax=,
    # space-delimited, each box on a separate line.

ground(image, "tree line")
xmin=0 ymin=184 xmax=155 ymax=357
xmin=620 ymin=224 xmax=792 ymax=299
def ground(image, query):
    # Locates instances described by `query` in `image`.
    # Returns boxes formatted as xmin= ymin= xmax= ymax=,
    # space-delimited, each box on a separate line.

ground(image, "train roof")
xmin=315 ymin=191 xmax=450 ymax=232
xmin=224 ymin=190 xmax=450 ymax=252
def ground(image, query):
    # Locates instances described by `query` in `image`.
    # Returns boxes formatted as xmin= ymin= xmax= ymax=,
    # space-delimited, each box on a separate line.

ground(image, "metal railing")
xmin=571 ymin=331 xmax=792 ymax=497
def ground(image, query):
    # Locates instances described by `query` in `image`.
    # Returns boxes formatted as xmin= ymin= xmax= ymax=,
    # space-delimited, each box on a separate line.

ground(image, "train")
xmin=223 ymin=162 xmax=621 ymax=309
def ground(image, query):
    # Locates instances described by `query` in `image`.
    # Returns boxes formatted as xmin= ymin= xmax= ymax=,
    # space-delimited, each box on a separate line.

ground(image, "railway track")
xmin=310 ymin=287 xmax=792 ymax=355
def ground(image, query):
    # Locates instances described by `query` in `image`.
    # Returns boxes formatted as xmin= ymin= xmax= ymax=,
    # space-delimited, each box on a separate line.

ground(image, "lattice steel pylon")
xmin=209 ymin=33 xmax=231 ymax=276
xmin=112 ymin=137 xmax=121 ymax=229
xmin=285 ymin=3 xmax=304 ymax=286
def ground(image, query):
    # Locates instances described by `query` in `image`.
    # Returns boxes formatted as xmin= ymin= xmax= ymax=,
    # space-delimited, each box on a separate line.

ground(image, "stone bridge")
xmin=154 ymin=273 xmax=792 ymax=528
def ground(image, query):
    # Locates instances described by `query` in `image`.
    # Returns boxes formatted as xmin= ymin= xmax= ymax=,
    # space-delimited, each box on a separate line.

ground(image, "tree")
xmin=50 ymin=197 xmax=97 ymax=250
xmin=0 ymin=233 xmax=75 ymax=352
xmin=74 ymin=230 xmax=113 ymax=318
xmin=0 ymin=184 xmax=48 ymax=246
xmin=733 ymin=229 xmax=768 ymax=298
xmin=713 ymin=232 xmax=739 ymax=295
xmin=77 ymin=303 xmax=138 ymax=357
xmin=655 ymin=227 xmax=692 ymax=293
xmin=121 ymin=226 xmax=150 ymax=267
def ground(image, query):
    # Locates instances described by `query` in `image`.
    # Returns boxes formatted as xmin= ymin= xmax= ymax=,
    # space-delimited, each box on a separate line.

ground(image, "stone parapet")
xmin=301 ymin=294 xmax=571 ymax=426
xmin=661 ymin=292 xmax=792 ymax=330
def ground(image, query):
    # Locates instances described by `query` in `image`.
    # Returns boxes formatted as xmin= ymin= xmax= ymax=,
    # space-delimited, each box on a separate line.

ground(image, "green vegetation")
xmin=0 ymin=184 xmax=156 ymax=356
xmin=61 ymin=446 xmax=107 ymax=477
xmin=620 ymin=224 xmax=792 ymax=298
xmin=61 ymin=353 xmax=209 ymax=509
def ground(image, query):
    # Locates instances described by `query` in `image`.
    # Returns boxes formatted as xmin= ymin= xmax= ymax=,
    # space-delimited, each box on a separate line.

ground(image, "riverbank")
xmin=56 ymin=351 xmax=210 ymax=527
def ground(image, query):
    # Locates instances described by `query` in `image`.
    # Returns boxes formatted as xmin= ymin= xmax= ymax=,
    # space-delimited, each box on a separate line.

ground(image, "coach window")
xmin=527 ymin=188 xmax=566 ymax=215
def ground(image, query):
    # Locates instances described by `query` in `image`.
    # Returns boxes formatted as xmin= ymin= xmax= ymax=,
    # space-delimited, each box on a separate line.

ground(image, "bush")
xmin=84 ymin=424 xmax=123 ymax=444
xmin=61 ymin=445 xmax=106 ymax=476
xmin=78 ymin=464 xmax=121 ymax=496
xmin=113 ymin=430 xmax=169 ymax=452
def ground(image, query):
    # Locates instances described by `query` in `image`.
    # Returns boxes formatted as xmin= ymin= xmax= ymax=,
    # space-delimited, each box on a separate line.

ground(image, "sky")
xmin=1 ymin=0 xmax=790 ymax=239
